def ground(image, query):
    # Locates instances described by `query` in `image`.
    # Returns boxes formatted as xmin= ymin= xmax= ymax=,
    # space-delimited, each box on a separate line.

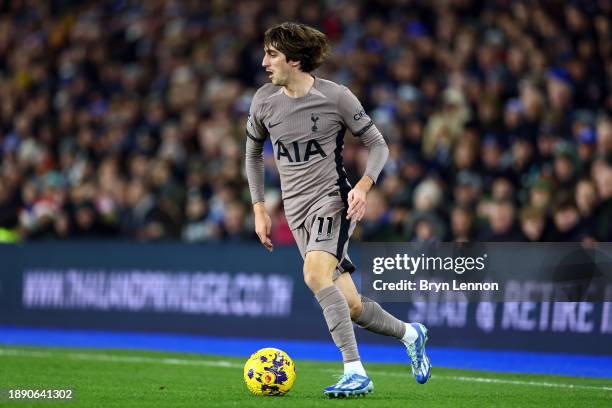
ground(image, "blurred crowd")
xmin=0 ymin=0 xmax=611 ymax=244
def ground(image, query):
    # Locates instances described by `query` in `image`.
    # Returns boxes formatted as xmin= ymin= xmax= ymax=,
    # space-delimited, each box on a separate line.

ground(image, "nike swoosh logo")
xmin=315 ymin=237 xmax=332 ymax=243
xmin=268 ymin=121 xmax=283 ymax=128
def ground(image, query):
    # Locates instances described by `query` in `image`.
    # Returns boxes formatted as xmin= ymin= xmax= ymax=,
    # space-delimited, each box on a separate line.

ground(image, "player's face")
xmin=262 ymin=45 xmax=292 ymax=86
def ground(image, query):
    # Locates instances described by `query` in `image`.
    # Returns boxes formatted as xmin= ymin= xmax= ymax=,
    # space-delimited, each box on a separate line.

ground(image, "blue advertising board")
xmin=0 ymin=243 xmax=610 ymax=354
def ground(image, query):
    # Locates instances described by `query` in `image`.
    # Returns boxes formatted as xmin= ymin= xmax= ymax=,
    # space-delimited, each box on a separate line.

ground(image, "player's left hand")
xmin=346 ymin=186 xmax=367 ymax=221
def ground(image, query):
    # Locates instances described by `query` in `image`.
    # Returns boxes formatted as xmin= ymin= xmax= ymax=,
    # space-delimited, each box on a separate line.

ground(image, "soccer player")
xmin=245 ymin=22 xmax=431 ymax=397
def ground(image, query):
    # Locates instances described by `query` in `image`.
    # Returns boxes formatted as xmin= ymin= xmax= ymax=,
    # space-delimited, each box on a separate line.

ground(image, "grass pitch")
xmin=0 ymin=346 xmax=611 ymax=407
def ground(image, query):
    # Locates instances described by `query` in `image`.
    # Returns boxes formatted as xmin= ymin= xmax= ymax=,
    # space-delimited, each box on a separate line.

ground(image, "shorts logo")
xmin=311 ymin=113 xmax=320 ymax=132
xmin=315 ymin=216 xmax=333 ymax=242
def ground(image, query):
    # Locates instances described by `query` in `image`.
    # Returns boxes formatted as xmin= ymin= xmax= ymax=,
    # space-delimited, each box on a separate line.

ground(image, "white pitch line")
xmin=0 ymin=348 xmax=243 ymax=369
xmin=436 ymin=375 xmax=612 ymax=392
xmin=1 ymin=348 xmax=611 ymax=392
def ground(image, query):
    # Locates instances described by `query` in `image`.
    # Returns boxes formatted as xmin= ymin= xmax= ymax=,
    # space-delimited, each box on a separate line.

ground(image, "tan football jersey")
xmin=245 ymin=76 xmax=387 ymax=230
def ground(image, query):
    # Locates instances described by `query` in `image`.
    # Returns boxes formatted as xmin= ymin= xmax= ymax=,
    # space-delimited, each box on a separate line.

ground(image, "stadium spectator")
xmin=479 ymin=199 xmax=522 ymax=242
xmin=360 ymin=189 xmax=400 ymax=242
xmin=592 ymin=155 xmax=612 ymax=241
xmin=551 ymin=194 xmax=584 ymax=242
xmin=182 ymin=189 xmax=218 ymax=243
xmin=519 ymin=206 xmax=548 ymax=242
xmin=450 ymin=205 xmax=475 ymax=243
xmin=574 ymin=178 xmax=598 ymax=234
xmin=220 ymin=200 xmax=253 ymax=242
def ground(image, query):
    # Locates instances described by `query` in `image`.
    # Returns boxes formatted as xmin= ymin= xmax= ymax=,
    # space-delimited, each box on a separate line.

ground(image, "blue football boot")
xmin=323 ymin=372 xmax=374 ymax=398
xmin=406 ymin=323 xmax=431 ymax=384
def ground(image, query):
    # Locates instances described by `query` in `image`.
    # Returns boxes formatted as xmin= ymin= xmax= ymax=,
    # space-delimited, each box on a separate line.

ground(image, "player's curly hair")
xmin=264 ymin=22 xmax=331 ymax=73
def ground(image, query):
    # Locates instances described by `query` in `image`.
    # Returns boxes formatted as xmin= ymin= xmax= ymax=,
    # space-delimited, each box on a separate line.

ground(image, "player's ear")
xmin=288 ymin=59 xmax=301 ymax=69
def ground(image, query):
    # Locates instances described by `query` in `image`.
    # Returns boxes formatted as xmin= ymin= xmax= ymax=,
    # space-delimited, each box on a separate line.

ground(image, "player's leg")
xmin=334 ymin=271 xmax=432 ymax=384
xmin=335 ymin=272 xmax=406 ymax=338
xmin=294 ymin=226 xmax=365 ymax=383
xmin=304 ymin=251 xmax=358 ymax=366
xmin=332 ymin=271 xmax=363 ymax=320
xmin=303 ymin=250 xmax=373 ymax=397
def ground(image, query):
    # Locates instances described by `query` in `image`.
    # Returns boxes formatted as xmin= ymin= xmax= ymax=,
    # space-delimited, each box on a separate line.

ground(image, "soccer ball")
xmin=243 ymin=348 xmax=296 ymax=396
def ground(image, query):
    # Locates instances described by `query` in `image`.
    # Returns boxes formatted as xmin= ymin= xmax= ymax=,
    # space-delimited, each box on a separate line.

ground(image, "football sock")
xmin=344 ymin=360 xmax=367 ymax=376
xmin=401 ymin=322 xmax=418 ymax=344
xmin=354 ymin=296 xmax=407 ymax=340
xmin=316 ymin=285 xmax=360 ymax=364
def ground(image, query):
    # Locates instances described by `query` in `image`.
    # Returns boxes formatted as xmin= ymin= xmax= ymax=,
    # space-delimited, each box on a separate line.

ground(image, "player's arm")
xmin=245 ymin=95 xmax=273 ymax=251
xmin=338 ymin=87 xmax=389 ymax=221
xmin=347 ymin=127 xmax=388 ymax=221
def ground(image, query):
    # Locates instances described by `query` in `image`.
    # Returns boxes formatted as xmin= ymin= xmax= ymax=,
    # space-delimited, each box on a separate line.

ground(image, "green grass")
xmin=0 ymin=346 xmax=611 ymax=407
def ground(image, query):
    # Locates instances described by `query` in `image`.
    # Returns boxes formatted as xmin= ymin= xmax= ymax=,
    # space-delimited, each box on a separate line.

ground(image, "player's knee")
xmin=303 ymin=254 xmax=334 ymax=292
xmin=303 ymin=263 xmax=325 ymax=292
xmin=303 ymin=266 xmax=316 ymax=288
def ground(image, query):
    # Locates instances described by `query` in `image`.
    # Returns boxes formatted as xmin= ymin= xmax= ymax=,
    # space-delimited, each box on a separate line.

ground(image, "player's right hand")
xmin=254 ymin=204 xmax=273 ymax=252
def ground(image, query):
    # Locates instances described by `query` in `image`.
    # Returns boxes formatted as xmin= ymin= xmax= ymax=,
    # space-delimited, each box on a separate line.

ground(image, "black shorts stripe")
xmin=246 ymin=131 xmax=265 ymax=143
xmin=340 ymin=258 xmax=356 ymax=273
xmin=354 ymin=120 xmax=374 ymax=136
xmin=336 ymin=198 xmax=350 ymax=261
